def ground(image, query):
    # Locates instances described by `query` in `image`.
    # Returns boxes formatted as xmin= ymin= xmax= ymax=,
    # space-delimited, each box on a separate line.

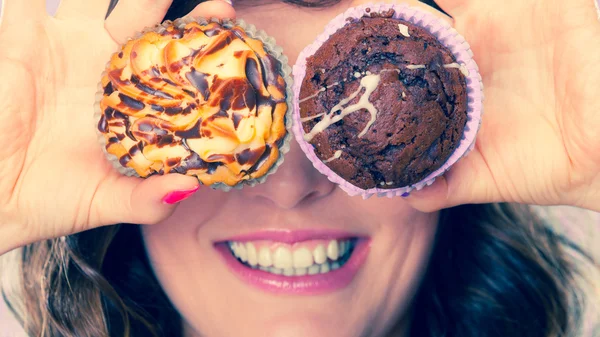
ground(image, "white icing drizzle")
xmin=298 ymin=61 xmax=466 ymax=141
xmin=299 ymin=87 xmax=326 ymax=104
xmin=443 ymin=63 xmax=469 ymax=76
xmin=323 ymin=150 xmax=343 ymax=163
xmin=406 ymin=64 xmax=426 ymax=70
xmin=398 ymin=24 xmax=410 ymax=37
xmin=298 ymin=80 xmax=342 ymax=104
xmin=303 ymin=73 xmax=381 ymax=142
xmin=300 ymin=113 xmax=324 ymax=122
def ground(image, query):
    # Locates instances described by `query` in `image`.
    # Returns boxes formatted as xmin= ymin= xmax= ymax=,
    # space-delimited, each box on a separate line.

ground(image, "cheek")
xmin=142 ymin=220 xmax=232 ymax=337
xmin=140 ymin=191 xmax=235 ymax=336
xmin=357 ymin=210 xmax=439 ymax=335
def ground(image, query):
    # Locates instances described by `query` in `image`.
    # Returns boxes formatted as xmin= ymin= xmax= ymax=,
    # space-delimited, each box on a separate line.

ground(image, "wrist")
xmin=0 ymin=221 xmax=26 ymax=256
xmin=574 ymin=175 xmax=600 ymax=212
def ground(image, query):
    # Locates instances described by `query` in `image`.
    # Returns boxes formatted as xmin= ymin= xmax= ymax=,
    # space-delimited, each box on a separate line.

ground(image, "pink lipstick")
xmin=215 ymin=230 xmax=370 ymax=295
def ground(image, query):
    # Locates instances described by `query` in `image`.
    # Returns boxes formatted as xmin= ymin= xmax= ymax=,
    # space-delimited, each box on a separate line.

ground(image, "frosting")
xmin=302 ymin=73 xmax=381 ymax=142
xmin=443 ymin=62 xmax=470 ymax=76
xmin=323 ymin=150 xmax=343 ymax=163
xmin=299 ymin=63 xmax=466 ymax=143
xmin=98 ymin=21 xmax=288 ymax=186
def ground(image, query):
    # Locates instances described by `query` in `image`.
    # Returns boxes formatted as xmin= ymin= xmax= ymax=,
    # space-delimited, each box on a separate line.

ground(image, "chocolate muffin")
xmin=97 ymin=19 xmax=290 ymax=187
xmin=298 ymin=10 xmax=468 ymax=189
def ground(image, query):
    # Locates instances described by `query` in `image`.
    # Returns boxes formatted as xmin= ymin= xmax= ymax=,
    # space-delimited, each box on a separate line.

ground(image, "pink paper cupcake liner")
xmin=292 ymin=3 xmax=484 ymax=199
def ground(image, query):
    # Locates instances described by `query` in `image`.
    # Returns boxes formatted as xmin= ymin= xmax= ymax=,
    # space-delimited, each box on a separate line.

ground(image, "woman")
xmin=0 ymin=0 xmax=599 ymax=336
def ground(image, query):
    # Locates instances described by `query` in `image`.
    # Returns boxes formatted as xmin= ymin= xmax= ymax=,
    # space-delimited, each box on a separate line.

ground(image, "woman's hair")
xmin=1 ymin=1 xmax=595 ymax=336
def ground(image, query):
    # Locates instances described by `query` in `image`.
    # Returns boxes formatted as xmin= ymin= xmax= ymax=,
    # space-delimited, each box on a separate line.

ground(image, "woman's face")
xmin=142 ymin=1 xmax=440 ymax=337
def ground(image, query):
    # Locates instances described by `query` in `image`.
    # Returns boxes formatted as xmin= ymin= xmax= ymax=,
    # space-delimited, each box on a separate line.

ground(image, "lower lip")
xmin=215 ymin=239 xmax=370 ymax=295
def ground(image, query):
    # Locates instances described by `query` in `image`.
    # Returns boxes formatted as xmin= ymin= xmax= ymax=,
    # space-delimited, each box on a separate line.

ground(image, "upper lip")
xmin=215 ymin=229 xmax=366 ymax=244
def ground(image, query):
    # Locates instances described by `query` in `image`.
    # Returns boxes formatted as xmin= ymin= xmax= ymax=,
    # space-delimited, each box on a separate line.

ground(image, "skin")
xmin=143 ymin=163 xmax=439 ymax=337
xmin=144 ymin=2 xmax=441 ymax=336
xmin=0 ymin=0 xmax=598 ymax=335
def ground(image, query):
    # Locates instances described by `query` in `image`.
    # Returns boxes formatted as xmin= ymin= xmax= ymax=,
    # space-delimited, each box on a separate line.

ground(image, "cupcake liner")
xmin=95 ymin=17 xmax=293 ymax=192
xmin=292 ymin=3 xmax=484 ymax=199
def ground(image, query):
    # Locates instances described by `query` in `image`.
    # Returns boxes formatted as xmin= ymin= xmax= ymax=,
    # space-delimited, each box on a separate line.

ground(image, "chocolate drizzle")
xmin=98 ymin=115 xmax=108 ymax=133
xmin=236 ymin=147 xmax=266 ymax=166
xmin=118 ymin=93 xmax=145 ymax=110
xmin=186 ymin=69 xmax=210 ymax=100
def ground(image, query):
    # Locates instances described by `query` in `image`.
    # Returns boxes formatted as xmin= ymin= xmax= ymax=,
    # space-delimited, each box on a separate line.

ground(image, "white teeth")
xmin=313 ymin=244 xmax=327 ymax=264
xmin=246 ymin=243 xmax=258 ymax=266
xmin=258 ymin=247 xmax=272 ymax=267
xmin=293 ymin=248 xmax=314 ymax=268
xmin=295 ymin=267 xmax=308 ymax=276
xmin=229 ymin=239 xmax=356 ymax=276
xmin=273 ymin=246 xmax=293 ymax=269
xmin=268 ymin=267 xmax=283 ymax=275
xmin=327 ymin=240 xmax=339 ymax=261
xmin=237 ymin=243 xmax=248 ymax=262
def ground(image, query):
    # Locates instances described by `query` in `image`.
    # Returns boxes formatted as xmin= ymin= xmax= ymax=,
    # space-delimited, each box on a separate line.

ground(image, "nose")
xmin=240 ymin=140 xmax=337 ymax=209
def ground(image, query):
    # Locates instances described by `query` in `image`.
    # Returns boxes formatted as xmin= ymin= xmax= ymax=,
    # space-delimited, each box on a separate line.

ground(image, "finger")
xmin=398 ymin=0 xmax=454 ymax=24
xmin=105 ymin=0 xmax=174 ymax=44
xmin=184 ymin=0 xmax=236 ymax=20
xmin=431 ymin=0 xmax=470 ymax=17
xmin=0 ymin=0 xmax=45 ymax=26
xmin=94 ymin=173 xmax=200 ymax=226
xmin=403 ymin=149 xmax=501 ymax=212
xmin=55 ymin=0 xmax=111 ymax=20
xmin=105 ymin=0 xmax=235 ymax=45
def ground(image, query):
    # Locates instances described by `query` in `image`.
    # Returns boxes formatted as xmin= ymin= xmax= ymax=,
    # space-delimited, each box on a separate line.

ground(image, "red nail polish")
xmin=162 ymin=186 xmax=200 ymax=204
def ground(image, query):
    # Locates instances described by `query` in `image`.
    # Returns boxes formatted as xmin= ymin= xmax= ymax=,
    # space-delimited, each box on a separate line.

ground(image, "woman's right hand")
xmin=0 ymin=0 xmax=235 ymax=254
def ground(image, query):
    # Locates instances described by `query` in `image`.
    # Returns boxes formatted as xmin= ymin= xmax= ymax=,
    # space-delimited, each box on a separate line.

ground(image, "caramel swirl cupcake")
xmin=95 ymin=18 xmax=292 ymax=189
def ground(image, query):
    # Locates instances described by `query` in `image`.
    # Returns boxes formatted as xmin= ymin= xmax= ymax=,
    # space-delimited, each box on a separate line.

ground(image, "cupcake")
xmin=292 ymin=4 xmax=483 ymax=198
xmin=96 ymin=18 xmax=292 ymax=189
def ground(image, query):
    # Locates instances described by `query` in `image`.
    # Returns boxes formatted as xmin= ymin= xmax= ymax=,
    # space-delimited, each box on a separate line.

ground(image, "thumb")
xmin=402 ymin=149 xmax=500 ymax=212
xmin=94 ymin=173 xmax=200 ymax=226
xmin=185 ymin=0 xmax=236 ymax=20
xmin=431 ymin=0 xmax=470 ymax=17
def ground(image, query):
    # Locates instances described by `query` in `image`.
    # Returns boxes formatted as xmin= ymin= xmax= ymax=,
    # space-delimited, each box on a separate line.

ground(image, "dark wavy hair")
xmin=1 ymin=1 xmax=595 ymax=337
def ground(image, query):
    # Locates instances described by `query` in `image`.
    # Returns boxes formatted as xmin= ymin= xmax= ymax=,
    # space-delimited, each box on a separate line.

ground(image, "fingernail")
xmin=162 ymin=185 xmax=200 ymax=205
xmin=221 ymin=0 xmax=233 ymax=5
xmin=401 ymin=192 xmax=410 ymax=198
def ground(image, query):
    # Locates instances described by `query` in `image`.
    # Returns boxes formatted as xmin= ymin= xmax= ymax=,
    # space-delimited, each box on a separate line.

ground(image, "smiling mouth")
xmin=226 ymin=238 xmax=358 ymax=276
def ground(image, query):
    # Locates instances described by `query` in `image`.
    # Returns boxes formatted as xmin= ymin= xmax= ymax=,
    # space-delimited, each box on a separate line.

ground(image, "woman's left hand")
xmin=406 ymin=0 xmax=600 ymax=212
